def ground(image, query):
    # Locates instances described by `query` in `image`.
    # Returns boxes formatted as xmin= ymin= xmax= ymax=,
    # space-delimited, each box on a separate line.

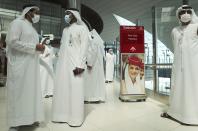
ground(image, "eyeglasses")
xmin=179 ymin=10 xmax=192 ymax=15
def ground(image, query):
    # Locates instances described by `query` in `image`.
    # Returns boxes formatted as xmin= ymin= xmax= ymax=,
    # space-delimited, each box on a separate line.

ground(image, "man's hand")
xmin=73 ymin=67 xmax=85 ymax=76
xmin=36 ymin=44 xmax=45 ymax=52
xmin=45 ymin=53 xmax=50 ymax=57
xmin=41 ymin=37 xmax=49 ymax=45
xmin=87 ymin=65 xmax=92 ymax=70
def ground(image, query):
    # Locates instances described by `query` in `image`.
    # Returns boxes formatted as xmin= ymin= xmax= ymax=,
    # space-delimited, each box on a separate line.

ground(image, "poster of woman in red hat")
xmin=121 ymin=54 xmax=145 ymax=95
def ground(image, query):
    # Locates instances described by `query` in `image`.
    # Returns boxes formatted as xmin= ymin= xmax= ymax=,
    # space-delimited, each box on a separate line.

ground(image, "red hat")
xmin=128 ymin=56 xmax=141 ymax=66
xmin=139 ymin=62 xmax=144 ymax=69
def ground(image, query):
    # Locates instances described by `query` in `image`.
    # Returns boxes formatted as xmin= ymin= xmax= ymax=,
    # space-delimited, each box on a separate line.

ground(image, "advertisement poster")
xmin=121 ymin=53 xmax=145 ymax=95
xmin=120 ymin=26 xmax=146 ymax=97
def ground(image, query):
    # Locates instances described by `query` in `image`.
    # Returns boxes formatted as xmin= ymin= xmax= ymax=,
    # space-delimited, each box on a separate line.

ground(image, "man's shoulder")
xmin=171 ymin=26 xmax=180 ymax=33
xmin=62 ymin=27 xmax=69 ymax=34
xmin=63 ymin=27 xmax=67 ymax=31
xmin=172 ymin=26 xmax=180 ymax=30
xmin=75 ymin=24 xmax=88 ymax=30
xmin=13 ymin=18 xmax=24 ymax=23
xmin=11 ymin=18 xmax=25 ymax=25
xmin=189 ymin=23 xmax=198 ymax=28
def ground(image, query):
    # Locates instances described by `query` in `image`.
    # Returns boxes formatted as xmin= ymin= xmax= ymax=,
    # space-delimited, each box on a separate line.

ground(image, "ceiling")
xmin=82 ymin=0 xmax=164 ymax=41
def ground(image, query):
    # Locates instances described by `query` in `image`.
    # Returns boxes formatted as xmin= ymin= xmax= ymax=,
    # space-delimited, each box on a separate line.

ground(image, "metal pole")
xmin=68 ymin=0 xmax=81 ymax=12
xmin=152 ymin=6 xmax=157 ymax=93
xmin=148 ymin=46 xmax=149 ymax=64
xmin=136 ymin=19 xmax=139 ymax=26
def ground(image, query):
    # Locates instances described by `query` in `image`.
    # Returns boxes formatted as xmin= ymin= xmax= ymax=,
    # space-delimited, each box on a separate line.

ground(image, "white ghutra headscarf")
xmin=65 ymin=9 xmax=89 ymax=31
xmin=19 ymin=6 xmax=39 ymax=20
xmin=176 ymin=5 xmax=198 ymax=24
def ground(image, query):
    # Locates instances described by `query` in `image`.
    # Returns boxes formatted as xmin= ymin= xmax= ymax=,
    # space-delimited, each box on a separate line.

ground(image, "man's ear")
xmin=178 ymin=15 xmax=181 ymax=20
xmin=73 ymin=17 xmax=77 ymax=23
xmin=71 ymin=15 xmax=77 ymax=23
xmin=70 ymin=16 xmax=77 ymax=24
xmin=27 ymin=11 xmax=34 ymax=18
xmin=25 ymin=12 xmax=31 ymax=19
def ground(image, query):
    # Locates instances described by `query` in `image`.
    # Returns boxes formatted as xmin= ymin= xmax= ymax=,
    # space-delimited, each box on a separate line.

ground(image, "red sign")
xmin=120 ymin=26 xmax=144 ymax=53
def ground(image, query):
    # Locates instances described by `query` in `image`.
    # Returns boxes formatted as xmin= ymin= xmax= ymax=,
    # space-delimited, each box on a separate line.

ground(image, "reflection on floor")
xmin=146 ymin=89 xmax=169 ymax=105
xmin=145 ymin=77 xmax=171 ymax=96
xmin=0 ymin=81 xmax=198 ymax=131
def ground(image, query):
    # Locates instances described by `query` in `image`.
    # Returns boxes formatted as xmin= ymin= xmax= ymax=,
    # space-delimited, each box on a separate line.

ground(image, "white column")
xmin=68 ymin=0 xmax=81 ymax=13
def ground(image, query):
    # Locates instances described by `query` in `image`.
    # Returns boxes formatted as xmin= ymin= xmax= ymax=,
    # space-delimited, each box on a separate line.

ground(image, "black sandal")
xmin=161 ymin=112 xmax=170 ymax=118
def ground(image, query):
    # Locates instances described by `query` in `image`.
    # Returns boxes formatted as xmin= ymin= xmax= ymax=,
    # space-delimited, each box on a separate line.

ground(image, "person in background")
xmin=6 ymin=4 xmax=45 ymax=131
xmin=105 ymin=48 xmax=115 ymax=83
xmin=84 ymin=29 xmax=106 ymax=102
xmin=40 ymin=39 xmax=54 ymax=98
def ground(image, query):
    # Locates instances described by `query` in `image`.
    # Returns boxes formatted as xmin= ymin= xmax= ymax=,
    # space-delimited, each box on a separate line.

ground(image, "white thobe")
xmin=85 ymin=29 xmax=106 ymax=102
xmin=6 ymin=19 xmax=44 ymax=127
xmin=40 ymin=45 xmax=54 ymax=97
xmin=52 ymin=23 xmax=89 ymax=126
xmin=105 ymin=53 xmax=115 ymax=81
xmin=126 ymin=82 xmax=143 ymax=94
xmin=168 ymin=23 xmax=198 ymax=124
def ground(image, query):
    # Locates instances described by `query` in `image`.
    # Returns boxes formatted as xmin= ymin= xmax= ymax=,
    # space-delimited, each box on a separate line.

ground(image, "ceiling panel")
xmin=82 ymin=0 xmax=164 ymax=42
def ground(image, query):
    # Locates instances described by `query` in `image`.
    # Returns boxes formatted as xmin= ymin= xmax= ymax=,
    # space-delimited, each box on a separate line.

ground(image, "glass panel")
xmin=139 ymin=9 xmax=153 ymax=65
xmin=139 ymin=0 xmax=182 ymax=94
xmin=157 ymin=64 xmax=172 ymax=95
xmin=138 ymin=7 xmax=154 ymax=90
xmin=154 ymin=0 xmax=180 ymax=95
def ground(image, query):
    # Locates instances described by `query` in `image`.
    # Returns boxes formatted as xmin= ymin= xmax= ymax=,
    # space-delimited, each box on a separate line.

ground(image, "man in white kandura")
xmin=161 ymin=5 xmax=198 ymax=125
xmin=6 ymin=4 xmax=45 ymax=131
xmin=105 ymin=48 xmax=115 ymax=83
xmin=52 ymin=8 xmax=89 ymax=127
xmin=40 ymin=40 xmax=54 ymax=98
xmin=85 ymin=29 xmax=106 ymax=102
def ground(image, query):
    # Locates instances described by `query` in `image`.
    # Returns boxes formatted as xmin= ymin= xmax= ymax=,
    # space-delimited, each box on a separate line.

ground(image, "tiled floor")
xmin=0 ymin=81 xmax=198 ymax=131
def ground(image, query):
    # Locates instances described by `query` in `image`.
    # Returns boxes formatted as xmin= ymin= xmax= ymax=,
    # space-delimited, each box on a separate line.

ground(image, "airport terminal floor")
xmin=0 ymin=80 xmax=198 ymax=131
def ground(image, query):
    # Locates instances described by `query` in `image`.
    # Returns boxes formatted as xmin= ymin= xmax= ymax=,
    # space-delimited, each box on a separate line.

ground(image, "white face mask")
xmin=64 ymin=15 xmax=71 ymax=24
xmin=180 ymin=13 xmax=192 ymax=23
xmin=46 ymin=39 xmax=50 ymax=45
xmin=32 ymin=14 xmax=40 ymax=23
xmin=109 ymin=50 xmax=113 ymax=54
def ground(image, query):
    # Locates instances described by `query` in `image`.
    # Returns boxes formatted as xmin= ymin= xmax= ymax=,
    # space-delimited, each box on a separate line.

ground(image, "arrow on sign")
xmin=130 ymin=46 xmax=136 ymax=52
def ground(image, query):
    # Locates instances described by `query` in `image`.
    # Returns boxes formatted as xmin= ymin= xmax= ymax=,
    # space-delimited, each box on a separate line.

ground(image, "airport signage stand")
xmin=119 ymin=26 xmax=147 ymax=102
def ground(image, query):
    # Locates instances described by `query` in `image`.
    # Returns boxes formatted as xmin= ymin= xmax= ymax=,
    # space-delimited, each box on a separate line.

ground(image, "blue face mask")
xmin=64 ymin=15 xmax=71 ymax=24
